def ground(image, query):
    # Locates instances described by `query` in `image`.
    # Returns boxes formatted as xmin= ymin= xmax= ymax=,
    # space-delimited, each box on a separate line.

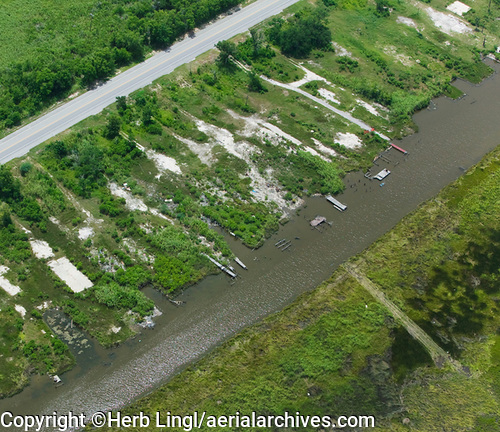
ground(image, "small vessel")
xmin=52 ymin=375 xmax=62 ymax=384
xmin=234 ymin=257 xmax=247 ymax=270
xmin=373 ymin=168 xmax=390 ymax=181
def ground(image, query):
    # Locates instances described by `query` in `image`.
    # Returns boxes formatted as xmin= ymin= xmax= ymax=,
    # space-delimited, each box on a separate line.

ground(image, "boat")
xmin=373 ymin=168 xmax=390 ymax=181
xmin=234 ymin=257 xmax=247 ymax=270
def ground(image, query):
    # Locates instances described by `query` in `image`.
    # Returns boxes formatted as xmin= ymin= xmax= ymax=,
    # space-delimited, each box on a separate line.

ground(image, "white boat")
xmin=234 ymin=257 xmax=247 ymax=270
xmin=373 ymin=168 xmax=391 ymax=181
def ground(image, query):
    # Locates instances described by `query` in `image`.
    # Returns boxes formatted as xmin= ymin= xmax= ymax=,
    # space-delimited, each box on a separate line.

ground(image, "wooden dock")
xmin=204 ymin=254 xmax=237 ymax=278
xmin=390 ymin=143 xmax=408 ymax=154
xmin=310 ymin=216 xmax=327 ymax=227
xmin=326 ymin=196 xmax=347 ymax=211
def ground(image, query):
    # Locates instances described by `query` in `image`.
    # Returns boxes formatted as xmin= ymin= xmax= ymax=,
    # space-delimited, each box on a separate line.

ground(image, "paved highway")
xmin=0 ymin=0 xmax=300 ymax=165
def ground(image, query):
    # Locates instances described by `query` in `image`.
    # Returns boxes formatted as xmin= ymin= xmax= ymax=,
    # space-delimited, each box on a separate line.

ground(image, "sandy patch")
xmin=146 ymin=149 xmax=182 ymax=177
xmin=332 ymin=42 xmax=353 ymax=58
xmin=318 ymin=88 xmax=341 ymax=105
xmin=191 ymin=116 xmax=262 ymax=159
xmin=49 ymin=217 xmax=69 ymax=233
xmin=15 ymin=305 xmax=26 ymax=318
xmin=228 ymin=110 xmax=302 ymax=146
xmin=447 ymin=1 xmax=471 ymax=16
xmin=425 ymin=7 xmax=471 ymax=34
xmin=78 ymin=227 xmax=94 ymax=241
xmin=289 ymin=64 xmax=332 ymax=88
xmin=383 ymin=46 xmax=414 ymax=66
xmin=0 ymin=266 xmax=21 ymax=296
xmin=48 ymin=257 xmax=93 ymax=293
xmin=356 ymin=99 xmax=380 ymax=116
xmin=30 ymin=240 xmax=55 ymax=259
xmin=302 ymin=146 xmax=330 ymax=162
xmin=191 ymin=113 xmax=302 ymax=211
xmin=311 ymin=138 xmax=340 ymax=158
xmin=109 ymin=183 xmax=148 ymax=212
xmin=335 ymin=132 xmax=362 ymax=149
xmin=397 ymin=16 xmax=419 ymax=30
xmin=150 ymin=208 xmax=175 ymax=223
xmin=36 ymin=300 xmax=52 ymax=310
xmin=174 ymin=134 xmax=214 ymax=165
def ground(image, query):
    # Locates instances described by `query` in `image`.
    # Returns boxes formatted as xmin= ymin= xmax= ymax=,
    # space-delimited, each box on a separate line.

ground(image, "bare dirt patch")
xmin=14 ymin=305 xmax=26 ymax=318
xmin=397 ymin=16 xmax=420 ymax=31
xmin=425 ymin=6 xmax=472 ymax=34
xmin=0 ymin=266 xmax=21 ymax=296
xmin=78 ymin=227 xmax=94 ymax=241
xmin=146 ymin=149 xmax=182 ymax=177
xmin=311 ymin=138 xmax=341 ymax=158
xmin=335 ymin=132 xmax=362 ymax=149
xmin=48 ymin=257 xmax=93 ymax=293
xmin=109 ymin=183 xmax=148 ymax=212
xmin=318 ymin=88 xmax=341 ymax=105
xmin=30 ymin=240 xmax=55 ymax=259
xmin=447 ymin=1 xmax=471 ymax=16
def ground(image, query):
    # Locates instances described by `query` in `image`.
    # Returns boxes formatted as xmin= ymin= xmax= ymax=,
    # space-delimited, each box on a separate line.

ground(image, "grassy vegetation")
xmin=99 ymin=145 xmax=500 ymax=431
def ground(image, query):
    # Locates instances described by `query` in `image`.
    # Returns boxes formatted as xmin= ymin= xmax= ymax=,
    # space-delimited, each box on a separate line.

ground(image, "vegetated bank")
xmin=100 ymin=144 xmax=500 ymax=432
xmin=0 ymin=0 xmax=498 ymax=399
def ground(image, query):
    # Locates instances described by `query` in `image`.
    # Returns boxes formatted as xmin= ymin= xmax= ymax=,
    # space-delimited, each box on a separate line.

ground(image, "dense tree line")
xmin=0 ymin=0 xmax=240 ymax=130
xmin=267 ymin=6 xmax=332 ymax=58
xmin=0 ymin=166 xmax=44 ymax=223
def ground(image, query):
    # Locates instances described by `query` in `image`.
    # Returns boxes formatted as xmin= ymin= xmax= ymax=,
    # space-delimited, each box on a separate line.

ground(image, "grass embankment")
xmin=103 ymin=146 xmax=500 ymax=431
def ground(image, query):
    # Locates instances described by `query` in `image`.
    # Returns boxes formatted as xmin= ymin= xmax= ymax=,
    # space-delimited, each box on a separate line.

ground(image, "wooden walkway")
xmin=343 ymin=263 xmax=464 ymax=373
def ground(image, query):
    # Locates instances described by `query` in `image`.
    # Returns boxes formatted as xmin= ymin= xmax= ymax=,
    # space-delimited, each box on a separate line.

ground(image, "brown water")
xmin=2 ymin=61 xmax=500 ymax=424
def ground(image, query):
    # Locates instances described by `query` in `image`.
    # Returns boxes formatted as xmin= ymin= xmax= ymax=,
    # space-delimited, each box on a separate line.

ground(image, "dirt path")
xmin=235 ymin=60 xmax=390 ymax=141
xmin=343 ymin=263 xmax=465 ymax=373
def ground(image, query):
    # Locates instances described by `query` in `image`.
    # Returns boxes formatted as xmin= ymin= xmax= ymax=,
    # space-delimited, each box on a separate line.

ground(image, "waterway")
xmin=1 ymin=60 xmax=500 ymax=424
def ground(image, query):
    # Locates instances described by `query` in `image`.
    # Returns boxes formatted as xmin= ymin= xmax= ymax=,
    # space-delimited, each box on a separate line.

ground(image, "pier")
xmin=203 ymin=254 xmax=237 ymax=278
xmin=390 ymin=143 xmax=408 ymax=154
xmin=326 ymin=196 xmax=347 ymax=211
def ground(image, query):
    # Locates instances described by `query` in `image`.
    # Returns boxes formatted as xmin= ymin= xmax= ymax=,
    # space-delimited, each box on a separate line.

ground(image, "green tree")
xmin=0 ymin=166 xmax=21 ymax=202
xmin=375 ymin=0 xmax=391 ymax=17
xmin=19 ymin=162 xmax=32 ymax=177
xmin=216 ymin=40 xmax=237 ymax=68
xmin=116 ymin=96 xmax=128 ymax=115
xmin=268 ymin=6 xmax=332 ymax=58
xmin=247 ymin=72 xmax=267 ymax=93
xmin=104 ymin=114 xmax=121 ymax=139
xmin=75 ymin=141 xmax=104 ymax=196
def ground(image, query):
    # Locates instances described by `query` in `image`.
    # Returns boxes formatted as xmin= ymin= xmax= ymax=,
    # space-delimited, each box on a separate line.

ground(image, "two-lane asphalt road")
xmin=0 ymin=0 xmax=300 ymax=165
